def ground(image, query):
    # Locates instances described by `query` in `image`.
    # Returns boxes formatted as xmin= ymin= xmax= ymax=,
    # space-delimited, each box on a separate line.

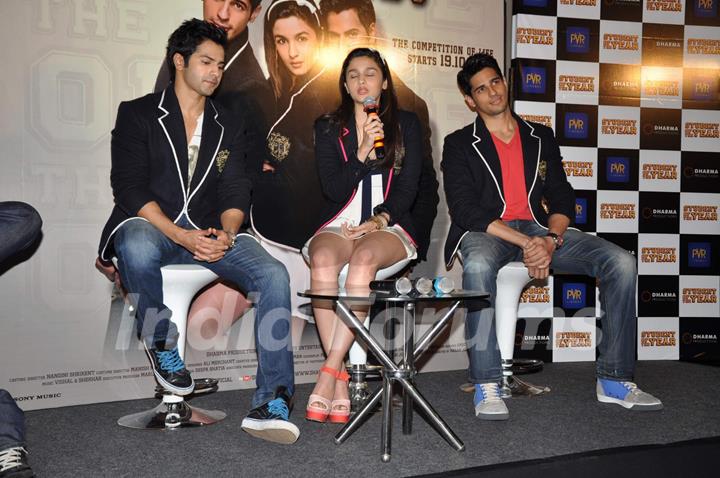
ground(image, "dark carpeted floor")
xmin=24 ymin=361 xmax=720 ymax=477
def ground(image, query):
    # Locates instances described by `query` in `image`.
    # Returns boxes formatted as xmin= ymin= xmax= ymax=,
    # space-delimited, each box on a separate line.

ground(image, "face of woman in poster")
xmin=344 ymin=55 xmax=387 ymax=106
xmin=272 ymin=16 xmax=319 ymax=78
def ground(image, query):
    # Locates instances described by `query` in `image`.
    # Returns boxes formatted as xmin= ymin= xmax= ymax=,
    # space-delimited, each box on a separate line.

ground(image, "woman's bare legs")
xmin=308 ymin=231 xmax=408 ymax=412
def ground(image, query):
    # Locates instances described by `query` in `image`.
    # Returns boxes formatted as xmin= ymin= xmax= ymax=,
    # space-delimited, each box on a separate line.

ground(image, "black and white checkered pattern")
xmin=510 ymin=0 xmax=719 ymax=362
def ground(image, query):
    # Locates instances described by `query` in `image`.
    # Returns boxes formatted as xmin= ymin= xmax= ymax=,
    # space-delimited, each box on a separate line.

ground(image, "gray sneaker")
xmin=596 ymin=379 xmax=663 ymax=411
xmin=473 ymin=383 xmax=509 ymax=420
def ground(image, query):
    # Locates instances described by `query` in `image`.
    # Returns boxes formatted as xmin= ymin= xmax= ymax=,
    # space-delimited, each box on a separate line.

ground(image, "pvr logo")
xmin=688 ymin=242 xmax=711 ymax=268
xmin=575 ymin=198 xmax=587 ymax=224
xmin=566 ymin=27 xmax=590 ymax=54
xmin=607 ymin=157 xmax=630 ymax=183
xmin=695 ymin=0 xmax=717 ymax=17
xmin=521 ymin=66 xmax=546 ymax=94
xmin=692 ymin=80 xmax=713 ymax=101
xmin=527 ymin=73 xmax=542 ymax=84
xmin=562 ymin=283 xmax=586 ymax=309
xmin=570 ymin=32 xmax=586 ymax=46
xmin=565 ymin=112 xmax=588 ymax=139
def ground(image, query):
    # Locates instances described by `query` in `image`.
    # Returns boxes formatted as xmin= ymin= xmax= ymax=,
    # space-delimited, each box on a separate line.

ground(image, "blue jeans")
xmin=461 ymin=220 xmax=637 ymax=383
xmin=0 ymin=202 xmax=42 ymax=264
xmin=114 ymin=218 xmax=294 ymax=406
xmin=0 ymin=390 xmax=24 ymax=450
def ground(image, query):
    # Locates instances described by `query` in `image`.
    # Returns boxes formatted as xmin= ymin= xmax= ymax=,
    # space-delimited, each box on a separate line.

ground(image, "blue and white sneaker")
xmin=241 ymin=387 xmax=300 ymax=444
xmin=144 ymin=343 xmax=194 ymax=396
xmin=474 ymin=383 xmax=509 ymax=420
xmin=597 ymin=379 xmax=663 ymax=411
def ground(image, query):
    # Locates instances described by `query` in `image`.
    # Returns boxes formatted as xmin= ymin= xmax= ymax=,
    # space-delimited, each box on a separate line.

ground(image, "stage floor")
xmin=25 ymin=361 xmax=720 ymax=477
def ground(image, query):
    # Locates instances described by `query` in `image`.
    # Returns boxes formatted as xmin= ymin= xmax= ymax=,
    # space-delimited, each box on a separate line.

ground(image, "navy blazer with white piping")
xmin=97 ymin=86 xmax=253 ymax=261
xmin=313 ymin=109 xmax=423 ymax=245
xmin=441 ymin=112 xmax=576 ymax=267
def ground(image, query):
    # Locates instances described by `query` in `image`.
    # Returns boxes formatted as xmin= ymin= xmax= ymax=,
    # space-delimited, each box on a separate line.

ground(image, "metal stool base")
xmin=118 ymin=393 xmax=226 ymax=429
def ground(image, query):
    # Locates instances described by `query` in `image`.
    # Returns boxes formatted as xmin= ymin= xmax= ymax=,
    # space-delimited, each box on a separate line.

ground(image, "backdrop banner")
xmin=0 ymin=0 xmax=504 ymax=410
xmin=510 ymin=0 xmax=719 ymax=364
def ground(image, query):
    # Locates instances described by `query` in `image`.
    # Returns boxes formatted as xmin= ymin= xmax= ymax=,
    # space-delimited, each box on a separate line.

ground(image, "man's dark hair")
xmin=319 ymin=0 xmax=376 ymax=30
xmin=165 ymin=18 xmax=227 ymax=82
xmin=250 ymin=0 xmax=263 ymax=8
xmin=456 ymin=53 xmax=503 ymax=96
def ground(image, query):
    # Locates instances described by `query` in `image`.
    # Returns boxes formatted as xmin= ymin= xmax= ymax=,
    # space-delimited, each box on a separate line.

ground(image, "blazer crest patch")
xmin=538 ymin=159 xmax=547 ymax=181
xmin=268 ymin=132 xmax=291 ymax=162
xmin=215 ymin=149 xmax=230 ymax=172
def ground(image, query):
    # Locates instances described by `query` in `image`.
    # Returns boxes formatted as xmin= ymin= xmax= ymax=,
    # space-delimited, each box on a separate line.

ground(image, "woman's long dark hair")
xmin=328 ymin=48 xmax=401 ymax=170
xmin=264 ymin=0 xmax=322 ymax=100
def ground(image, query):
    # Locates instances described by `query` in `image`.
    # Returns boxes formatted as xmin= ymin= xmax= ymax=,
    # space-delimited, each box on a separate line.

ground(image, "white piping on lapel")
xmin=186 ymin=100 xmax=224 ymax=228
xmin=224 ymin=38 xmax=249 ymax=71
xmin=517 ymin=116 xmax=546 ymax=230
xmin=471 ymin=117 xmax=506 ymax=217
xmin=157 ymin=89 xmax=189 ymax=223
xmin=266 ymin=67 xmax=326 ymax=139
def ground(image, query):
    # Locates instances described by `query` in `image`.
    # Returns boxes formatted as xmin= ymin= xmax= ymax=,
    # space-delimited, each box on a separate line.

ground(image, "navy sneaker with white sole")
xmin=241 ymin=387 xmax=300 ymax=444
xmin=144 ymin=343 xmax=194 ymax=396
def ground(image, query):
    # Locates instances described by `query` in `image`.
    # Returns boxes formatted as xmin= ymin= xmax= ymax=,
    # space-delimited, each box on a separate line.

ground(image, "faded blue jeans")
xmin=461 ymin=220 xmax=637 ymax=384
xmin=0 ymin=389 xmax=24 ymax=450
xmin=113 ymin=217 xmax=294 ymax=406
xmin=0 ymin=201 xmax=42 ymax=264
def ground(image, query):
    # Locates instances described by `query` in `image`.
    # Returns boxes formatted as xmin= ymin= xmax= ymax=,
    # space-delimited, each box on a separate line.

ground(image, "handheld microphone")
xmin=362 ymin=96 xmax=385 ymax=160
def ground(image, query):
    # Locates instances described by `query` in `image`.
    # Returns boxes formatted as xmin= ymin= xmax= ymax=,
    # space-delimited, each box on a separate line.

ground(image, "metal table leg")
xmin=402 ymin=302 xmax=414 ymax=435
xmin=334 ymin=300 xmax=465 ymax=460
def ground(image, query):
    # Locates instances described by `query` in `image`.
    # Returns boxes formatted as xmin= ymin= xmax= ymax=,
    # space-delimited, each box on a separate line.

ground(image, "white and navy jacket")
xmin=313 ymin=110 xmax=423 ymax=245
xmin=441 ymin=113 xmax=576 ymax=267
xmin=98 ymin=86 xmax=252 ymax=261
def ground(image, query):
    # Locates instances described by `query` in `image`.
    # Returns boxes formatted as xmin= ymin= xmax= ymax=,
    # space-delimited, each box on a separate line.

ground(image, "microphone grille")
xmin=362 ymin=96 xmax=376 ymax=106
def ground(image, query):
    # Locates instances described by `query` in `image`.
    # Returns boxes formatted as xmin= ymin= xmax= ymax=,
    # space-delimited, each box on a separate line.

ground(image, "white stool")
xmin=495 ymin=262 xmax=550 ymax=398
xmin=117 ymin=264 xmax=228 ymax=429
xmin=341 ymin=259 xmax=410 ymax=410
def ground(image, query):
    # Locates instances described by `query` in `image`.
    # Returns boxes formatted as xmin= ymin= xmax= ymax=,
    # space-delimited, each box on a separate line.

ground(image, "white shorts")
xmin=302 ymin=225 xmax=418 ymax=262
xmin=256 ymin=234 xmax=314 ymax=322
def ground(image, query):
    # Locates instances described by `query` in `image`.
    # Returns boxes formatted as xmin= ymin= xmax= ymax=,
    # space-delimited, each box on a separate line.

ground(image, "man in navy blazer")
xmin=442 ymin=54 xmax=662 ymax=420
xmin=97 ymin=19 xmax=299 ymax=444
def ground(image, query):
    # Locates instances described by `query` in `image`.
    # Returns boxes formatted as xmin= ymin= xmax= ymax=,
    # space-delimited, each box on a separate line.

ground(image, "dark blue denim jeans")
xmin=461 ymin=221 xmax=637 ymax=384
xmin=0 ymin=202 xmax=42 ymax=264
xmin=0 ymin=390 xmax=24 ymax=450
xmin=113 ymin=218 xmax=295 ymax=406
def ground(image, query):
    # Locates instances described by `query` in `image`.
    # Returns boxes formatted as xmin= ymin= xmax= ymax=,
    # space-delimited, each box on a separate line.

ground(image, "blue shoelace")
xmin=156 ymin=349 xmax=185 ymax=373
xmin=267 ymin=398 xmax=289 ymax=420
